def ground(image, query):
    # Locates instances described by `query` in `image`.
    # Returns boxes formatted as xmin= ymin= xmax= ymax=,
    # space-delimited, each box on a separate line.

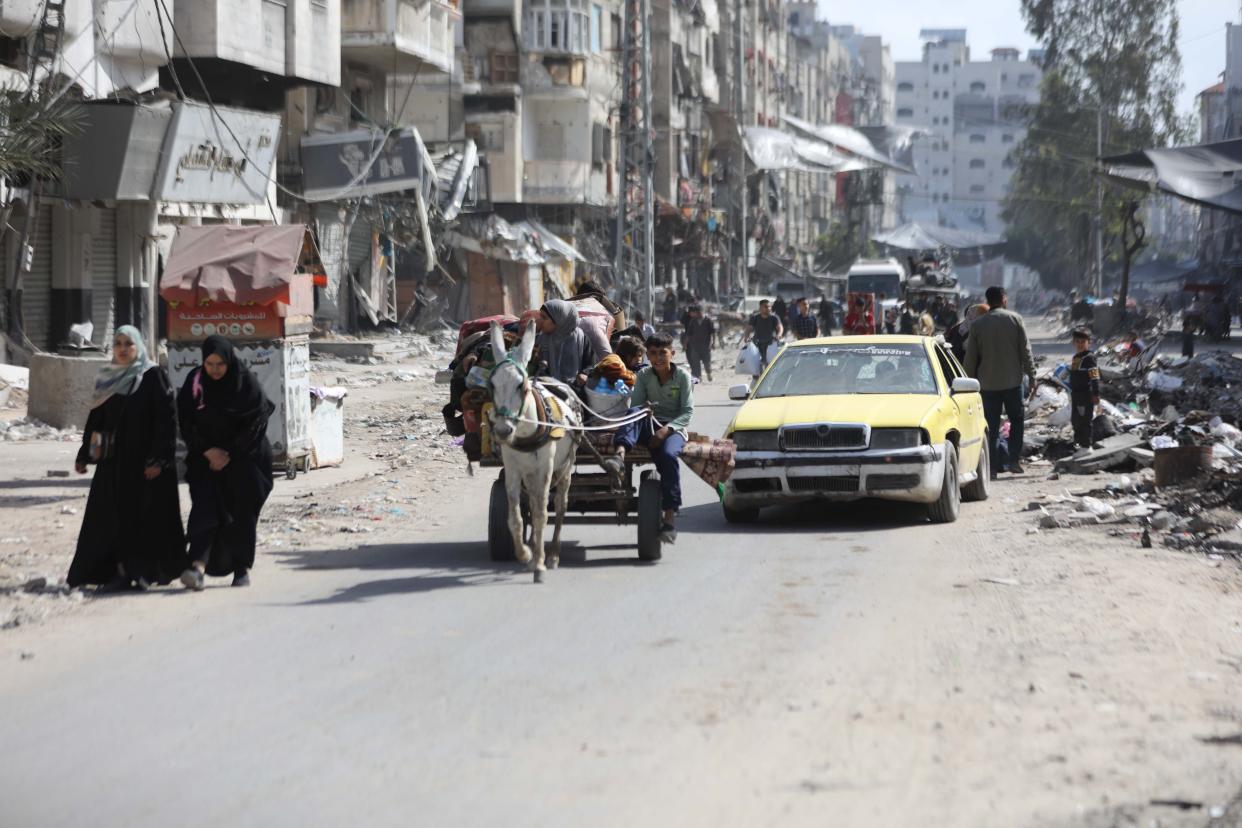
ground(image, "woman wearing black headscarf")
xmin=68 ymin=325 xmax=186 ymax=591
xmin=177 ymin=336 xmax=275 ymax=590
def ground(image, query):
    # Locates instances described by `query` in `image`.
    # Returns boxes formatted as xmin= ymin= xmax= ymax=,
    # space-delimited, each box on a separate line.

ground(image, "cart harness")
xmin=489 ymin=357 xmax=653 ymax=442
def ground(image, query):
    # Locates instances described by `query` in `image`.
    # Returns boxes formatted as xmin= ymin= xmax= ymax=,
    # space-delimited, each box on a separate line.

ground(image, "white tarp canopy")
xmin=782 ymin=114 xmax=916 ymax=174
xmin=743 ymin=127 xmax=875 ymax=173
xmin=871 ymin=222 xmax=1005 ymax=250
xmin=1100 ymin=138 xmax=1242 ymax=215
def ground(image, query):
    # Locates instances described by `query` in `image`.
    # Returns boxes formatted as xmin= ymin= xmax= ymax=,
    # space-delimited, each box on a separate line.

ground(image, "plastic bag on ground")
xmin=1151 ymin=435 xmax=1179 ymax=449
xmin=1080 ymin=496 xmax=1115 ymax=518
xmin=735 ymin=343 xmax=761 ymax=376
xmin=1047 ymin=403 xmax=1072 ymax=427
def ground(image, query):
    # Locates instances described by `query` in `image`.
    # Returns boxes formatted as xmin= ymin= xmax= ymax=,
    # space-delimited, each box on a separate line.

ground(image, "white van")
xmin=846 ymin=258 xmax=908 ymax=302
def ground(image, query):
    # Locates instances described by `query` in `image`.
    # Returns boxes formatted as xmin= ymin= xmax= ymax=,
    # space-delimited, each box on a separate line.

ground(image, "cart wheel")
xmin=285 ymin=464 xmax=297 ymax=481
xmin=636 ymin=477 xmax=663 ymax=562
xmin=488 ymin=472 xmax=532 ymax=562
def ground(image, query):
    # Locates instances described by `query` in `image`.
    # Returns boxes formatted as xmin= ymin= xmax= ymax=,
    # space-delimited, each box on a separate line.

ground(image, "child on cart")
xmin=604 ymin=334 xmax=694 ymax=544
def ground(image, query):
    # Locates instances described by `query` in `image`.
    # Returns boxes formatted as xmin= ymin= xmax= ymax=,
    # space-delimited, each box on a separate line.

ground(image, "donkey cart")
xmin=479 ymin=424 xmax=667 ymax=564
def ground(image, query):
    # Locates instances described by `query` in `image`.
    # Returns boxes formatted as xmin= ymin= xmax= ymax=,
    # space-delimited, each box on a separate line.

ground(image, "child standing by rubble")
xmin=1069 ymin=330 xmax=1101 ymax=450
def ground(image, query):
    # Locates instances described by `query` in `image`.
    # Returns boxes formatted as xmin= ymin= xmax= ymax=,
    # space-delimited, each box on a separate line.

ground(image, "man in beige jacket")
xmin=964 ymin=286 xmax=1037 ymax=478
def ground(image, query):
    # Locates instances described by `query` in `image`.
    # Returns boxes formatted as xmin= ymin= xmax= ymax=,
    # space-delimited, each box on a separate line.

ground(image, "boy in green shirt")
xmin=607 ymin=333 xmax=694 ymax=542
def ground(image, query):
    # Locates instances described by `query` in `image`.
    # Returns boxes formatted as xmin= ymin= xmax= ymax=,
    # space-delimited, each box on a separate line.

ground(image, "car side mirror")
xmin=951 ymin=377 xmax=981 ymax=395
xmin=728 ymin=383 xmax=751 ymax=401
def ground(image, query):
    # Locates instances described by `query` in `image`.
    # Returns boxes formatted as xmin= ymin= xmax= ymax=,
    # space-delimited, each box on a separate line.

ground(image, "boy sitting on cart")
xmin=604 ymin=333 xmax=694 ymax=544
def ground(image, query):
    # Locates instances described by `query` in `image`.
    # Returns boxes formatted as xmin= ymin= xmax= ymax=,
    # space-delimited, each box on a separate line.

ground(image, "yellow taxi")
xmin=723 ymin=335 xmax=989 ymax=523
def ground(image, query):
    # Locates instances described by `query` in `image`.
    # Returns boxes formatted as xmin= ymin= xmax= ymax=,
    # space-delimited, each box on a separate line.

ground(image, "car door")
xmin=934 ymin=343 xmax=983 ymax=472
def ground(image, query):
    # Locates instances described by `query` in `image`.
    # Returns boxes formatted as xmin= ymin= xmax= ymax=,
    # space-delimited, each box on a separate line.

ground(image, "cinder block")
xmin=28 ymin=353 xmax=110 ymax=429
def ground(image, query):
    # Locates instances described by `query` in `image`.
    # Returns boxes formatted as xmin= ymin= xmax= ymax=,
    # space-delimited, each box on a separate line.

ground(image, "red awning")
xmin=160 ymin=224 xmax=312 ymax=307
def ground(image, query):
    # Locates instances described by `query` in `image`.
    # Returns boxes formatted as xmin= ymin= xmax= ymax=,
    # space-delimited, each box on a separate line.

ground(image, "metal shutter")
xmin=90 ymin=208 xmax=117 ymax=346
xmin=8 ymin=204 xmax=54 ymax=350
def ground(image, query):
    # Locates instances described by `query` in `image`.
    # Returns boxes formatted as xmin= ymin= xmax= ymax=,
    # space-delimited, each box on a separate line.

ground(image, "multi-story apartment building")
xmin=650 ymin=0 xmax=720 ymax=295
xmin=1 ymin=0 xmax=340 ymax=353
xmin=894 ymin=29 xmax=1041 ymax=236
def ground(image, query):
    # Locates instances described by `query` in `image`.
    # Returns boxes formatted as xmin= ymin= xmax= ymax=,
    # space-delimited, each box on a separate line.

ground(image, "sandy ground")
xmin=0 ymin=338 xmax=1240 ymax=826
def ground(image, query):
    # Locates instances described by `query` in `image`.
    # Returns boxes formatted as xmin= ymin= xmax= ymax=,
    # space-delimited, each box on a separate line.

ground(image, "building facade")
xmin=894 ymin=30 xmax=1041 ymax=236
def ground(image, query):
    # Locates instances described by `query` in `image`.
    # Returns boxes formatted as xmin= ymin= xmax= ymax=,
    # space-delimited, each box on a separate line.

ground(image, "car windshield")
xmin=753 ymin=343 xmax=938 ymax=398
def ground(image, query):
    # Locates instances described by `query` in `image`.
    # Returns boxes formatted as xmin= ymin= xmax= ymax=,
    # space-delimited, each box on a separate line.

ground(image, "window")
xmin=934 ymin=344 xmax=961 ymax=385
xmin=490 ymin=52 xmax=519 ymax=84
xmin=969 ymin=159 xmax=985 ymax=169
xmin=1001 ymin=133 xmax=1015 ymax=143
xmin=970 ymin=184 xmax=985 ymax=193
xmin=525 ymin=0 xmax=591 ymax=55
xmin=591 ymin=123 xmax=612 ymax=166
xmin=969 ymin=134 xmax=985 ymax=144
xmin=969 ymin=81 xmax=985 ymax=93
xmin=898 ymin=81 xmax=914 ymax=92
xmin=611 ymin=13 xmax=621 ymax=51
xmin=590 ymin=6 xmax=601 ymax=52
xmin=932 ymin=64 xmax=939 ymax=74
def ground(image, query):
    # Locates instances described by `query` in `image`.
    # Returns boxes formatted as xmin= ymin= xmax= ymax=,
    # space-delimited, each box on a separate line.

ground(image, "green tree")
xmin=1002 ymin=0 xmax=1182 ymax=301
xmin=0 ymin=90 xmax=80 ymax=182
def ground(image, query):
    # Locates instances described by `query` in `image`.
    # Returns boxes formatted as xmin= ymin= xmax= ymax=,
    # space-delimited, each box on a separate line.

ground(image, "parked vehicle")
xmin=722 ymin=335 xmax=988 ymax=524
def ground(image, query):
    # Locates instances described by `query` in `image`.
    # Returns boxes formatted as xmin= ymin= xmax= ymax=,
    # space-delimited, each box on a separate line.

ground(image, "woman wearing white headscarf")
xmin=67 ymin=325 xmax=186 ymax=591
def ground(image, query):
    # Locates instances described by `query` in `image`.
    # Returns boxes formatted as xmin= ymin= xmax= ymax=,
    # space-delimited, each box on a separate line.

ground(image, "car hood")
xmin=730 ymin=394 xmax=940 ymax=432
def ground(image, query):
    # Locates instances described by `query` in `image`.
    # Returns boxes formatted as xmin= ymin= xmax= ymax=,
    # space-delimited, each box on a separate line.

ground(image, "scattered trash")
xmin=980 ymin=577 xmax=1021 ymax=587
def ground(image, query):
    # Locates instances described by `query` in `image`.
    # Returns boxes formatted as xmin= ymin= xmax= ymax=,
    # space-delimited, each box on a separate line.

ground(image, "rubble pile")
xmin=0 ymin=417 xmax=80 ymax=442
xmin=1023 ymin=346 xmax=1242 ymax=552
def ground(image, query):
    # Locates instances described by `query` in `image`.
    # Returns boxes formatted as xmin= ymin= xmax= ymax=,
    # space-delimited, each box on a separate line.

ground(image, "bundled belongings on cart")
xmin=444 ymin=314 xmax=533 ymax=461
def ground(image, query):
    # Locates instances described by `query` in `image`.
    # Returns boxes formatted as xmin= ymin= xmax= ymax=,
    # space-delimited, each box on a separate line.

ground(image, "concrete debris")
xmin=0 ymin=417 xmax=81 ymax=442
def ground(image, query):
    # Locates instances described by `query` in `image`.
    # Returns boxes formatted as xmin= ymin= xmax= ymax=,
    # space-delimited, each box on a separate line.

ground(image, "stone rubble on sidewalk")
xmin=0 ymin=417 xmax=81 ymax=442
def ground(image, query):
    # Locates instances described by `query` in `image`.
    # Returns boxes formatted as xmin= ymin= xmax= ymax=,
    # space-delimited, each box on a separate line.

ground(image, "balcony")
xmin=342 ymin=0 xmax=461 ymax=75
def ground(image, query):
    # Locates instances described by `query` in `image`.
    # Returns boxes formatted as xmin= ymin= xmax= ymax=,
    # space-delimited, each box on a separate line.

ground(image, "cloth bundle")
xmin=596 ymin=354 xmax=636 ymax=387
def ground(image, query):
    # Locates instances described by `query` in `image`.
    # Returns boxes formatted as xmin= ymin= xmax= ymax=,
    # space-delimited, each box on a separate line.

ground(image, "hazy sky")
xmin=821 ymin=0 xmax=1235 ymax=118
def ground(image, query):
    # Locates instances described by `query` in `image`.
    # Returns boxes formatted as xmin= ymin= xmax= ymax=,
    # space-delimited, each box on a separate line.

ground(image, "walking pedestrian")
xmin=177 ymin=336 xmax=275 ymax=590
xmin=682 ymin=305 xmax=716 ymax=382
xmin=843 ymin=296 xmax=875 ymax=335
xmin=67 ymin=325 xmax=186 ymax=591
xmin=817 ymin=295 xmax=836 ymax=336
xmin=964 ymin=286 xmax=1037 ymax=478
xmin=946 ymin=304 xmax=987 ymax=363
xmin=771 ymin=297 xmax=788 ymax=333
xmin=790 ymin=297 xmax=819 ymax=340
xmin=1068 ymin=329 xmax=1100 ymax=452
xmin=662 ymin=286 xmax=678 ymax=324
xmin=604 ymin=333 xmax=694 ymax=544
xmin=743 ymin=299 xmax=783 ymax=377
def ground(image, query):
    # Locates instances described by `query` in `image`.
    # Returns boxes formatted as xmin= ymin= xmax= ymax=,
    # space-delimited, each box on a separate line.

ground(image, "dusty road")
xmin=2 ymin=369 xmax=1242 ymax=827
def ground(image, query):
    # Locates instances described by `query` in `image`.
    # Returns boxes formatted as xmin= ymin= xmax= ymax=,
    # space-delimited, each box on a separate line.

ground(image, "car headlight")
xmin=870 ymin=428 xmax=924 ymax=450
xmin=731 ymin=430 xmax=780 ymax=451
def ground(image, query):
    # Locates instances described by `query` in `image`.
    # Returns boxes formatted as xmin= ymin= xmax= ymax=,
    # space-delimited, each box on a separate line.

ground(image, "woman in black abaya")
xmin=177 ymin=335 xmax=275 ymax=590
xmin=68 ymin=325 xmax=186 ymax=591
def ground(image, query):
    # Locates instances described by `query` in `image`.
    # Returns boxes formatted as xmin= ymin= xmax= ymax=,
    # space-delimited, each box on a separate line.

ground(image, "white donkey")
xmin=486 ymin=321 xmax=581 ymax=582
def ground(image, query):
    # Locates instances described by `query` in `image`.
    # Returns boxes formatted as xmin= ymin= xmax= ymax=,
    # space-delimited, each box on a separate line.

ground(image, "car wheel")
xmin=961 ymin=437 xmax=989 ymax=503
xmin=928 ymin=442 xmax=960 ymax=524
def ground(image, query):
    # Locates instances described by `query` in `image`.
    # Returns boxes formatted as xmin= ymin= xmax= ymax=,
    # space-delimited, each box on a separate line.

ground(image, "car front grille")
xmin=782 ymin=424 xmax=868 ymax=451
xmin=787 ymin=476 xmax=860 ymax=494
xmin=734 ymin=477 xmax=782 ymax=494
xmin=866 ymin=474 xmax=922 ymax=492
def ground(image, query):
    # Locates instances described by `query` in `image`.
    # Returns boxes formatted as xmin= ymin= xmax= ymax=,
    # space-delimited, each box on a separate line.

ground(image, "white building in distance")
xmin=894 ymin=29 xmax=1042 ymax=235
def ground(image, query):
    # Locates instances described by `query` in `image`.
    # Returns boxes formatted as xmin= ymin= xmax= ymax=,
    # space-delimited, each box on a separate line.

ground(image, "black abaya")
xmin=67 ymin=367 xmax=187 ymax=587
xmin=177 ymin=339 xmax=275 ymax=578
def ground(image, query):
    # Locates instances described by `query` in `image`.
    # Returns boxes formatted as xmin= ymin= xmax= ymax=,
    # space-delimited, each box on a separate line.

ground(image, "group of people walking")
xmin=68 ymin=330 xmax=275 ymax=593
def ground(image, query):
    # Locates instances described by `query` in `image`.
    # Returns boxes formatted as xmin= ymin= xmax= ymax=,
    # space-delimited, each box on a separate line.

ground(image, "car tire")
xmin=722 ymin=501 xmax=761 ymax=524
xmin=961 ymin=438 xmax=989 ymax=503
xmin=928 ymin=442 xmax=961 ymax=524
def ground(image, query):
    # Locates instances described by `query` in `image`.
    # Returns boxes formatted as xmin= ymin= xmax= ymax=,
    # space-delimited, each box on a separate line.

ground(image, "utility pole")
xmin=733 ymin=0 xmax=748 ymax=296
xmin=614 ymin=0 xmax=655 ymax=320
xmin=1094 ymin=101 xmax=1104 ymax=298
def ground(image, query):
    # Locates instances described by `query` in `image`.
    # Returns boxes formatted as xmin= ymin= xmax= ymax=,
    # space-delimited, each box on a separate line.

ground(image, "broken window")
xmin=524 ymin=0 xmax=590 ymax=55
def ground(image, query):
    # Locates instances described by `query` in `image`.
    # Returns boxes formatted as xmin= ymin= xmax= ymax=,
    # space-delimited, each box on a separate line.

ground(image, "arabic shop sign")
xmin=300 ymin=127 xmax=427 ymax=202
xmin=154 ymin=102 xmax=280 ymax=204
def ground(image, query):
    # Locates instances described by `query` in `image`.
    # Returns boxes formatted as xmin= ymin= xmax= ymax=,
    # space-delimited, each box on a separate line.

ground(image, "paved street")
xmin=2 ymin=379 xmax=1241 ymax=827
